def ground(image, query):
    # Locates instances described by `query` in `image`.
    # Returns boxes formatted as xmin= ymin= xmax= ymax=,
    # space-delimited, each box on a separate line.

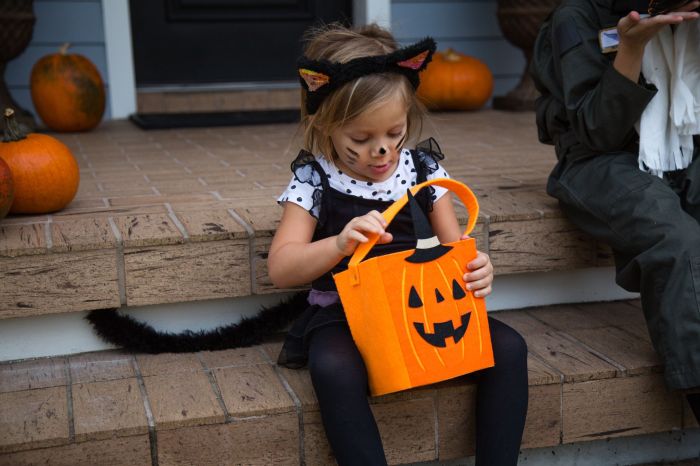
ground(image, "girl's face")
xmin=330 ymin=93 xmax=408 ymax=183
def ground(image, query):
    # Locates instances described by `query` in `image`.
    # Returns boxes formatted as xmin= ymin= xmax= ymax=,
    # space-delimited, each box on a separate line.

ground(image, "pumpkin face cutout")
xmin=390 ymin=238 xmax=492 ymax=385
xmin=334 ymin=178 xmax=494 ymax=396
xmin=407 ymin=266 xmax=473 ymax=349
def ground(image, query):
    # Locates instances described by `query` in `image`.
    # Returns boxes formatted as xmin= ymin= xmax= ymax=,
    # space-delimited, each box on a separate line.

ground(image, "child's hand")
xmin=617 ymin=2 xmax=699 ymax=52
xmin=336 ymin=210 xmax=393 ymax=256
xmin=464 ymin=249 xmax=493 ymax=298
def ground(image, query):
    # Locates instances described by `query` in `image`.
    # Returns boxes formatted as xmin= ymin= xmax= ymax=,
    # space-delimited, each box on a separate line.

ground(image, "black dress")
xmin=277 ymin=139 xmax=445 ymax=368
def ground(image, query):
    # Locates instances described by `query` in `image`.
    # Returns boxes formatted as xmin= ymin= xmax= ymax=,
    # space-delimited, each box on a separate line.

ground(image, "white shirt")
xmin=278 ymin=148 xmax=450 ymax=218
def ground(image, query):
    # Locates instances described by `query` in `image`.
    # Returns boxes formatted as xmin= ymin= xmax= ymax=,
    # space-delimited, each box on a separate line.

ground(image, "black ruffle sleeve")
xmin=289 ymin=149 xmax=328 ymax=225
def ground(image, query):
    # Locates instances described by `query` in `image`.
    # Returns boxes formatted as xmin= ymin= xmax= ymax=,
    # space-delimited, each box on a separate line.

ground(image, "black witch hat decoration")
xmin=404 ymin=189 xmax=453 ymax=263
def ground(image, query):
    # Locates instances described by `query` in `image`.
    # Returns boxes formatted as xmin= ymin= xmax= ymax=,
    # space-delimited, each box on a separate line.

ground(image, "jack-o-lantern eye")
xmin=452 ymin=279 xmax=466 ymax=300
xmin=409 ymin=286 xmax=423 ymax=308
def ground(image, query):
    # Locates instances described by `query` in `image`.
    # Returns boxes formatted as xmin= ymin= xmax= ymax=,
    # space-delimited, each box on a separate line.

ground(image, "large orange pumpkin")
xmin=0 ymin=156 xmax=13 ymax=219
xmin=1 ymin=108 xmax=80 ymax=214
xmin=417 ymin=49 xmax=494 ymax=111
xmin=30 ymin=43 xmax=105 ymax=132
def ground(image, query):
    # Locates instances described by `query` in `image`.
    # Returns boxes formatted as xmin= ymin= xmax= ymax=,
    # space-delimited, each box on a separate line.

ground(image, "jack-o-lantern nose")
xmin=435 ymin=289 xmax=444 ymax=303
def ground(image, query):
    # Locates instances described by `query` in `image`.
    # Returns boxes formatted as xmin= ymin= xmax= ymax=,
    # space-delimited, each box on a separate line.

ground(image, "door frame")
xmin=101 ymin=0 xmax=391 ymax=119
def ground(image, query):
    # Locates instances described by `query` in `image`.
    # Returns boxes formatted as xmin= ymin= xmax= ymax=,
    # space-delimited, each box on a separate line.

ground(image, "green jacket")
xmin=532 ymin=0 xmax=659 ymax=162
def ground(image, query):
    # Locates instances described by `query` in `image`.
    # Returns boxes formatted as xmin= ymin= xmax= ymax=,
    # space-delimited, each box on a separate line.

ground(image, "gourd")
xmin=30 ymin=43 xmax=105 ymax=132
xmin=1 ymin=108 xmax=80 ymax=214
xmin=417 ymin=49 xmax=494 ymax=111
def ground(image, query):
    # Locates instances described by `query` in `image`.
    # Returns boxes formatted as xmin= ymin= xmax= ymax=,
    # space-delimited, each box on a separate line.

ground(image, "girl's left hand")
xmin=464 ymin=249 xmax=493 ymax=298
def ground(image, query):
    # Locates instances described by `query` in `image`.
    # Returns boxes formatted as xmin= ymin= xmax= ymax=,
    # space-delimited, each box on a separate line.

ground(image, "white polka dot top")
xmin=278 ymin=147 xmax=450 ymax=219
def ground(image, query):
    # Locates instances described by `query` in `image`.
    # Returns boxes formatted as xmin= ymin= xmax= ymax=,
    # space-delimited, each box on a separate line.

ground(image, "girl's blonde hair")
xmin=300 ymin=23 xmax=426 ymax=160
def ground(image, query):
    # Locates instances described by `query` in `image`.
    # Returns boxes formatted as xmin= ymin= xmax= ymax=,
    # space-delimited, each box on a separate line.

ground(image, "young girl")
xmin=268 ymin=23 xmax=528 ymax=466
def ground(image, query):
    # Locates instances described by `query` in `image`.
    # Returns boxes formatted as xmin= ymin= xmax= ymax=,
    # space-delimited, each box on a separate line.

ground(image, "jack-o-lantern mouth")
xmin=413 ymin=312 xmax=471 ymax=348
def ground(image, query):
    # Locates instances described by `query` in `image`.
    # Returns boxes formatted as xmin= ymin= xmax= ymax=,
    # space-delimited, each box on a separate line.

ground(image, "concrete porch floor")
xmin=0 ymin=110 xmax=612 ymax=320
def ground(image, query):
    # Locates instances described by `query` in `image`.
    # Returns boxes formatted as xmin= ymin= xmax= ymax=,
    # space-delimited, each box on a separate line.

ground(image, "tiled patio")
xmin=0 ymin=110 xmax=609 ymax=319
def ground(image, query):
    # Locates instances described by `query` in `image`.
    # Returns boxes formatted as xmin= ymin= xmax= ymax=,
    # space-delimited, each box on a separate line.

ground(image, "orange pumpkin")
xmin=0 ymin=156 xmax=13 ymax=219
xmin=30 ymin=43 xmax=105 ymax=132
xmin=417 ymin=49 xmax=494 ymax=111
xmin=1 ymin=108 xmax=80 ymax=214
xmin=334 ymin=178 xmax=494 ymax=396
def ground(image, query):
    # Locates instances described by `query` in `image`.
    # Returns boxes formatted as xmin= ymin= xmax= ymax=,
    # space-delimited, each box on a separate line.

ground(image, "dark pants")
xmin=547 ymin=150 xmax=700 ymax=390
xmin=307 ymin=318 xmax=528 ymax=466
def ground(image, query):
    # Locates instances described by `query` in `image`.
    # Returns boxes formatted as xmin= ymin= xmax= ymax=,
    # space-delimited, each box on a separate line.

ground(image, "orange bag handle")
xmin=347 ymin=178 xmax=479 ymax=284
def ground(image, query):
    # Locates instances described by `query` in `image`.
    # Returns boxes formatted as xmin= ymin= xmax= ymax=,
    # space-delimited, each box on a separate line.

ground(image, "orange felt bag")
xmin=333 ymin=178 xmax=494 ymax=396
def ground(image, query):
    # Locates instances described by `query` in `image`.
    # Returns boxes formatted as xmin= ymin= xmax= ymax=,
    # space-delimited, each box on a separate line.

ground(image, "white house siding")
xmin=5 ymin=0 xmax=111 ymax=122
xmin=392 ymin=0 xmax=524 ymax=101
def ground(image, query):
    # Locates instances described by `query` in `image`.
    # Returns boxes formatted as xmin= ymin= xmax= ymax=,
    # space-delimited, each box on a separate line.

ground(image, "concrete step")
xmin=1 ymin=300 xmax=697 ymax=465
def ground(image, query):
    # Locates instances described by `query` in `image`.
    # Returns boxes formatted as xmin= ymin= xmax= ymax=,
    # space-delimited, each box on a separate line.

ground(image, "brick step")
xmin=1 ymin=300 xmax=697 ymax=465
xmin=0 ymin=111 xmax=614 ymax=320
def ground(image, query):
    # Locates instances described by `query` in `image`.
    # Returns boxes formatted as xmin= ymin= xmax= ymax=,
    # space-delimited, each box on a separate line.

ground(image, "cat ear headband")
xmin=298 ymin=37 xmax=437 ymax=115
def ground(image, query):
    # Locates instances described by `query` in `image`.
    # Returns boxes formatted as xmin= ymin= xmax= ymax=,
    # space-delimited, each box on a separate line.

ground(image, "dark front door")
xmin=130 ymin=0 xmax=352 ymax=87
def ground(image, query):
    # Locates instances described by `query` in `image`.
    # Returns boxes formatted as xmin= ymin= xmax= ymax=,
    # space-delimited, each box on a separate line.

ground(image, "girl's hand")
xmin=464 ymin=249 xmax=493 ymax=298
xmin=617 ymin=2 xmax=699 ymax=52
xmin=336 ymin=210 xmax=393 ymax=256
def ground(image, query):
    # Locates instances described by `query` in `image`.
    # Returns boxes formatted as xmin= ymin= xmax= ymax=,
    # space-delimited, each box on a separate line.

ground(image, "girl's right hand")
xmin=617 ymin=2 xmax=699 ymax=52
xmin=336 ymin=210 xmax=393 ymax=256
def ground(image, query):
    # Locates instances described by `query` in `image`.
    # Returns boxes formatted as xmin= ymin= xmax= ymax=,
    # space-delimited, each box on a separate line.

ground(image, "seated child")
xmin=267 ymin=23 xmax=529 ymax=466
xmin=532 ymin=0 xmax=700 ymax=420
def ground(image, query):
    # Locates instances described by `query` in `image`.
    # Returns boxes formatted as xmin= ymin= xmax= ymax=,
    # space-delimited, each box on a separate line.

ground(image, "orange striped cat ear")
xmin=397 ymin=50 xmax=430 ymax=70
xmin=299 ymin=68 xmax=330 ymax=92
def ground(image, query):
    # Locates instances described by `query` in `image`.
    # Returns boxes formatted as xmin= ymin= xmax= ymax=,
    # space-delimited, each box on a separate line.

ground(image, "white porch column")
xmin=353 ymin=0 xmax=391 ymax=29
xmin=102 ymin=0 xmax=137 ymax=119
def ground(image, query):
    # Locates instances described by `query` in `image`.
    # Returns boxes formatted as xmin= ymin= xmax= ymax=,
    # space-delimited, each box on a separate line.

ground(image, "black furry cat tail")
xmin=85 ymin=291 xmax=309 ymax=354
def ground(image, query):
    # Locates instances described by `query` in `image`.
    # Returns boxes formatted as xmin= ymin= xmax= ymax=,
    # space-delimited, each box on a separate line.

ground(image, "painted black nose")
xmin=379 ymin=147 xmax=387 ymax=155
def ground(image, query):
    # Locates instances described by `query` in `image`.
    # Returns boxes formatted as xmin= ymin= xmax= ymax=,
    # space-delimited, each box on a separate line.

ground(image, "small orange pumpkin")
xmin=1 ymin=108 xmax=80 ymax=214
xmin=417 ymin=49 xmax=494 ymax=111
xmin=0 ymin=156 xmax=13 ymax=219
xmin=30 ymin=43 xmax=105 ymax=132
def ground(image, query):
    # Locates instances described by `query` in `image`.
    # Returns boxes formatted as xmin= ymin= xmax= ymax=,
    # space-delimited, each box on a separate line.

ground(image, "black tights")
xmin=307 ymin=317 xmax=529 ymax=466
